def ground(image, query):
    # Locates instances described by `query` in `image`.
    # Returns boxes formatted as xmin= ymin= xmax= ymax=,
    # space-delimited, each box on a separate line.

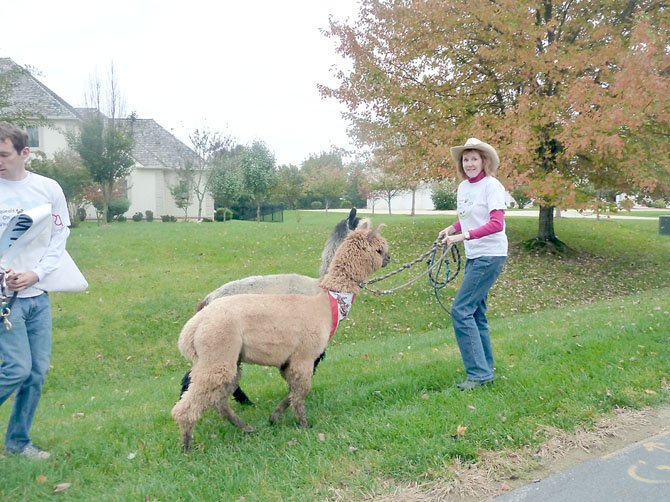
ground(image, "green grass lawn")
xmin=1 ymin=211 xmax=668 ymax=501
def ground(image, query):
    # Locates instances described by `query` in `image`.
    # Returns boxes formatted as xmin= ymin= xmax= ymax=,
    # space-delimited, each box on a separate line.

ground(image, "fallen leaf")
xmin=54 ymin=483 xmax=72 ymax=493
xmin=36 ymin=475 xmax=47 ymax=484
xmin=456 ymin=424 xmax=467 ymax=438
xmin=500 ymin=482 xmax=513 ymax=492
xmin=349 ymin=446 xmax=358 ymax=452
xmin=287 ymin=439 xmax=298 ymax=447
xmin=644 ymin=389 xmax=657 ymax=395
xmin=421 ymin=393 xmax=429 ymax=400
xmin=127 ymin=452 xmax=137 ymax=460
xmin=318 ymin=433 xmax=326 ymax=442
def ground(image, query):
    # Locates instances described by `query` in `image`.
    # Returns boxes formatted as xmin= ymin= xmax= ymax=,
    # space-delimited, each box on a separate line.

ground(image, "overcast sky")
xmin=1 ymin=0 xmax=361 ymax=166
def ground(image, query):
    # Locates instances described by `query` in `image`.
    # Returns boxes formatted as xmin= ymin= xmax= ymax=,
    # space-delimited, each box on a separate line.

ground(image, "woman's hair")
xmin=0 ymin=122 xmax=29 ymax=153
xmin=455 ymin=148 xmax=496 ymax=179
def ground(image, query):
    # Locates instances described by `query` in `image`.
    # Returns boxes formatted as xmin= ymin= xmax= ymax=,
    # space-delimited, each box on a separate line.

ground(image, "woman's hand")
xmin=443 ymin=233 xmax=466 ymax=246
xmin=438 ymin=225 xmax=454 ymax=242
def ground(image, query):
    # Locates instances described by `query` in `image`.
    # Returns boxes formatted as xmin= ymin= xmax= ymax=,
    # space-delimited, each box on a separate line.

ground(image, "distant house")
xmin=0 ymin=57 xmax=213 ymax=220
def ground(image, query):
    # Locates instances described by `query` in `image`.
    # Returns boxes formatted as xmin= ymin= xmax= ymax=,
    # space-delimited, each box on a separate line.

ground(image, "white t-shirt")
xmin=0 ymin=171 xmax=70 ymax=297
xmin=457 ymin=175 xmax=508 ymax=259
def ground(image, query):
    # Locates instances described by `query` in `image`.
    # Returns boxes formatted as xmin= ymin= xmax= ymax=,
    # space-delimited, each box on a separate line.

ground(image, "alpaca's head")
xmin=322 ymin=221 xmax=390 ymax=292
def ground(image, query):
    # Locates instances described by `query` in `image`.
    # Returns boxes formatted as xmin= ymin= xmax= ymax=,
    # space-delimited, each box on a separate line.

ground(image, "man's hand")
xmin=6 ymin=270 xmax=39 ymax=291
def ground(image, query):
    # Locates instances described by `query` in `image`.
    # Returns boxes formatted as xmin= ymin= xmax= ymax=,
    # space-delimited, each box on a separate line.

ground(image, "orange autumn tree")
xmin=321 ymin=0 xmax=670 ymax=251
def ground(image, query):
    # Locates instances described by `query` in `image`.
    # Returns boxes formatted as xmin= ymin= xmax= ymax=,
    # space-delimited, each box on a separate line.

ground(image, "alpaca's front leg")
xmin=269 ymin=397 xmax=291 ymax=425
xmin=274 ymin=362 xmax=313 ymax=427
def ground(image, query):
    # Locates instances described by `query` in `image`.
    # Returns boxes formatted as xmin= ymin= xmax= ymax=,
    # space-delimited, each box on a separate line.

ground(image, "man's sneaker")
xmin=11 ymin=445 xmax=51 ymax=459
xmin=456 ymin=378 xmax=494 ymax=391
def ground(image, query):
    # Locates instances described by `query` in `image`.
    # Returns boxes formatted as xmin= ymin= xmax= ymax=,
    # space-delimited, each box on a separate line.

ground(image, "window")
xmin=26 ymin=126 xmax=39 ymax=148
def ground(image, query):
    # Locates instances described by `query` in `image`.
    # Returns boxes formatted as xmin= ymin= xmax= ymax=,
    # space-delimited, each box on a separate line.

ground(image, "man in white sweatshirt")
xmin=0 ymin=122 xmax=70 ymax=459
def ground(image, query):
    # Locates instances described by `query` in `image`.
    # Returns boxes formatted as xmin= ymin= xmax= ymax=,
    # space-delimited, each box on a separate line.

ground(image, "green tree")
xmin=322 ymin=0 xmax=670 ymax=251
xmin=70 ymin=65 xmax=135 ymax=224
xmin=240 ymin=141 xmax=277 ymax=221
xmin=302 ymin=150 xmax=348 ymax=212
xmin=345 ymin=161 xmax=370 ymax=209
xmin=188 ymin=129 xmax=234 ymax=220
xmin=208 ymin=144 xmax=246 ymax=209
xmin=71 ymin=112 xmax=135 ymax=223
xmin=170 ymin=165 xmax=195 ymax=220
xmin=29 ymin=149 xmax=92 ymax=225
xmin=273 ymin=164 xmax=304 ymax=209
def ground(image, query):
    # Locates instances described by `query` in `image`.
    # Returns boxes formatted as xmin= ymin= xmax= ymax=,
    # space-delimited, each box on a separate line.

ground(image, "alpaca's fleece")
xmin=198 ymin=274 xmax=321 ymax=310
xmin=172 ymin=223 xmax=389 ymax=451
xmin=196 ymin=208 xmax=368 ymax=311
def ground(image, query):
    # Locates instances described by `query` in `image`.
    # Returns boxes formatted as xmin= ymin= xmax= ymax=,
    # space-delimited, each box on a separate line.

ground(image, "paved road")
xmin=492 ymin=432 xmax=670 ymax=502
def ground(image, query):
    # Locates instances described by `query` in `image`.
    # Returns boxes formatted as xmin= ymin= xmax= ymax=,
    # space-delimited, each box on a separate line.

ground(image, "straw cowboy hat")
xmin=450 ymin=138 xmax=500 ymax=172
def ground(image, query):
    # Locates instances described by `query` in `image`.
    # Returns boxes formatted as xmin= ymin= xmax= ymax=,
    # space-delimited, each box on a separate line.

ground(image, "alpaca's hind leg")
xmin=214 ymin=367 xmax=255 ymax=433
xmin=171 ymin=363 xmax=237 ymax=451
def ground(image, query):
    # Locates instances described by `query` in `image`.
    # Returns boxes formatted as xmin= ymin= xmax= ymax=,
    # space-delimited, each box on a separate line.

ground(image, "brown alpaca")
xmin=171 ymin=222 xmax=390 ymax=451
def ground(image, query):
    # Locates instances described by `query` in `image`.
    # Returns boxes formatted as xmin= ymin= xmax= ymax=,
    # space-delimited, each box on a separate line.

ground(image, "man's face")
xmin=0 ymin=138 xmax=29 ymax=181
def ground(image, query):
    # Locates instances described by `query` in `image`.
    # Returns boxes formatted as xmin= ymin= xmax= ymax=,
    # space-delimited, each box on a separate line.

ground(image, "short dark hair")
xmin=0 ymin=122 xmax=29 ymax=153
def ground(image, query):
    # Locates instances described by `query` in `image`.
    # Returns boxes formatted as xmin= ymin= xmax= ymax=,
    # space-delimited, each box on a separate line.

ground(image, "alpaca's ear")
xmin=358 ymin=219 xmax=371 ymax=231
xmin=368 ymin=223 xmax=386 ymax=242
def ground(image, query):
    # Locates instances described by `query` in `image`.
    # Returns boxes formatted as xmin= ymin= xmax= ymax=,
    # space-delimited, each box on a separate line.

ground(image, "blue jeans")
xmin=0 ymin=293 xmax=52 ymax=452
xmin=451 ymin=256 xmax=506 ymax=382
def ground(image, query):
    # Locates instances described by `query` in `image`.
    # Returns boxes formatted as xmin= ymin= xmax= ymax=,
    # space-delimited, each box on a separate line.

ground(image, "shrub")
xmin=340 ymin=200 xmax=352 ymax=209
xmin=431 ymin=180 xmax=457 ymax=210
xmin=116 ymin=215 xmax=127 ymax=222
xmin=214 ymin=207 xmax=233 ymax=222
xmin=652 ymin=198 xmax=667 ymax=209
xmin=132 ymin=212 xmax=143 ymax=222
xmin=201 ymin=217 xmax=213 ymax=223
xmin=310 ymin=201 xmax=323 ymax=209
xmin=145 ymin=210 xmax=154 ymax=222
xmin=161 ymin=215 xmax=177 ymax=222
xmin=108 ymin=198 xmax=130 ymax=221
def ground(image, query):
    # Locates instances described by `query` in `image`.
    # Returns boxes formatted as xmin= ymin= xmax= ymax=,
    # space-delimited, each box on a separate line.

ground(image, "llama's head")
xmin=322 ymin=221 xmax=390 ymax=292
xmin=320 ymin=208 xmax=371 ymax=279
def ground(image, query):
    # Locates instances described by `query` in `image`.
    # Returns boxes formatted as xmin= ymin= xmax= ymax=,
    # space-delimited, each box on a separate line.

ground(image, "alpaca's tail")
xmin=177 ymin=317 xmax=199 ymax=362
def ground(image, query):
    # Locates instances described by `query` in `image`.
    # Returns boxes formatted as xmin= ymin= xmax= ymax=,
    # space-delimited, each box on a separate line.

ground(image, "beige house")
xmin=0 ymin=57 xmax=213 ymax=219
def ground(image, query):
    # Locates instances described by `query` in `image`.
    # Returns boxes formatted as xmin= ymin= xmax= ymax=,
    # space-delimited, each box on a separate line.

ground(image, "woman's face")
xmin=461 ymin=150 xmax=484 ymax=179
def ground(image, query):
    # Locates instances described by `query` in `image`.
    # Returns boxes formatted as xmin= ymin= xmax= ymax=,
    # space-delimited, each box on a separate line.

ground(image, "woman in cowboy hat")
xmin=438 ymin=138 xmax=508 ymax=391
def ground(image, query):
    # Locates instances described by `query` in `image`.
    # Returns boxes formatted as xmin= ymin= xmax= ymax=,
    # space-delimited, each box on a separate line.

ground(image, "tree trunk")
xmin=523 ymin=205 xmax=570 ymax=254
xmin=538 ymin=205 xmax=556 ymax=241
xmin=411 ymin=189 xmax=416 ymax=217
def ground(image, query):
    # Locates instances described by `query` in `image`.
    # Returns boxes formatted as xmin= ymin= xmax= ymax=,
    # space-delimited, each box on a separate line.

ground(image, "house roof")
xmin=1 ymin=57 xmax=201 ymax=169
xmin=127 ymin=118 xmax=202 ymax=169
xmin=72 ymin=109 xmax=202 ymax=169
xmin=0 ymin=57 xmax=81 ymax=120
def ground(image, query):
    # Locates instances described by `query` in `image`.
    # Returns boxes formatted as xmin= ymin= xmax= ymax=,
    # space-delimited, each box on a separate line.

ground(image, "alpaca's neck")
xmin=320 ymin=267 xmax=361 ymax=294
